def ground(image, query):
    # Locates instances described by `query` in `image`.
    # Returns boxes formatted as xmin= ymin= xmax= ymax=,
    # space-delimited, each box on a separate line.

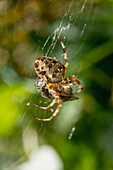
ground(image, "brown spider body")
xmin=36 ymin=77 xmax=79 ymax=102
xmin=34 ymin=35 xmax=83 ymax=121
xmin=35 ymin=57 xmax=65 ymax=83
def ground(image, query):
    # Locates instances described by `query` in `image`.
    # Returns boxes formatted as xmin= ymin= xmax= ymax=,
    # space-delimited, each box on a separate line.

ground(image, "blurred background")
xmin=0 ymin=0 xmax=113 ymax=170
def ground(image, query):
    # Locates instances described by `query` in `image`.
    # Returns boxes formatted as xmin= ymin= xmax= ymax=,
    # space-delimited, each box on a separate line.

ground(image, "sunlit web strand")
xmin=68 ymin=126 xmax=76 ymax=140
xmin=17 ymin=120 xmax=32 ymax=147
xmin=13 ymin=0 xmax=21 ymax=41
xmin=80 ymin=0 xmax=94 ymax=37
xmin=43 ymin=0 xmax=74 ymax=57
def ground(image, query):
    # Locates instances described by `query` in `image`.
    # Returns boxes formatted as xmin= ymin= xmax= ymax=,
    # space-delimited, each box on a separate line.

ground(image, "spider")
xmin=34 ymin=35 xmax=83 ymax=121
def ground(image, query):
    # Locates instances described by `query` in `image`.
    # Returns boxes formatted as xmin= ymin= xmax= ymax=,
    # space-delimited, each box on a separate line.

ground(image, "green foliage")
xmin=0 ymin=83 xmax=29 ymax=136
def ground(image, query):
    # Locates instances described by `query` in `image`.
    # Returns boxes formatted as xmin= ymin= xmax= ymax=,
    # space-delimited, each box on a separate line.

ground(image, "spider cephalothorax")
xmin=34 ymin=35 xmax=83 ymax=121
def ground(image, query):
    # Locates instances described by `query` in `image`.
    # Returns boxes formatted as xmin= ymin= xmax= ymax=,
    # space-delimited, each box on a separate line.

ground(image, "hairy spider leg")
xmin=73 ymin=79 xmax=83 ymax=94
xmin=35 ymin=82 xmax=58 ymax=89
xmin=56 ymin=35 xmax=68 ymax=69
xmin=66 ymin=77 xmax=83 ymax=94
xmin=34 ymin=84 xmax=48 ymax=89
xmin=34 ymin=98 xmax=58 ymax=110
xmin=60 ymin=75 xmax=83 ymax=94
xmin=36 ymin=99 xmax=63 ymax=121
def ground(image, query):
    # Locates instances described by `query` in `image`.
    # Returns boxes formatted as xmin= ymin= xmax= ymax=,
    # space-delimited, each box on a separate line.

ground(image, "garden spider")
xmin=34 ymin=35 xmax=83 ymax=121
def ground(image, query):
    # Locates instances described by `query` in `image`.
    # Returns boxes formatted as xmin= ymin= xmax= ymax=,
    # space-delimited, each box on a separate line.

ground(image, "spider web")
xmin=0 ymin=0 xmax=97 ymax=169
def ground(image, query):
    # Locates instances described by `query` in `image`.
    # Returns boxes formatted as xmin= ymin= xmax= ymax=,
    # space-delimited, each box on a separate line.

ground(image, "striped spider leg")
xmin=56 ymin=35 xmax=68 ymax=69
xmin=60 ymin=75 xmax=83 ymax=94
xmin=34 ymin=84 xmax=63 ymax=121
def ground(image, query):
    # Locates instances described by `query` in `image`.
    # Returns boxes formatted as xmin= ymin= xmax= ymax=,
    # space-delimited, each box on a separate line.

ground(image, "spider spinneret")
xmin=34 ymin=35 xmax=83 ymax=121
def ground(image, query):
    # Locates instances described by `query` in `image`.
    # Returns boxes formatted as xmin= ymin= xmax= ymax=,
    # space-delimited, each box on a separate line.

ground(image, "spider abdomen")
xmin=35 ymin=57 xmax=65 ymax=83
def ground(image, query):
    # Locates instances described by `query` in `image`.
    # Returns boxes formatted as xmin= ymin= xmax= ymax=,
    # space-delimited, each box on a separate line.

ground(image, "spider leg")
xmin=35 ymin=80 xmax=57 ymax=89
xmin=61 ymin=75 xmax=83 ymax=94
xmin=73 ymin=79 xmax=83 ymax=94
xmin=36 ymin=99 xmax=63 ymax=121
xmin=34 ymin=98 xmax=58 ymax=110
xmin=56 ymin=35 xmax=68 ymax=69
xmin=34 ymin=84 xmax=48 ymax=89
xmin=65 ymin=78 xmax=83 ymax=94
